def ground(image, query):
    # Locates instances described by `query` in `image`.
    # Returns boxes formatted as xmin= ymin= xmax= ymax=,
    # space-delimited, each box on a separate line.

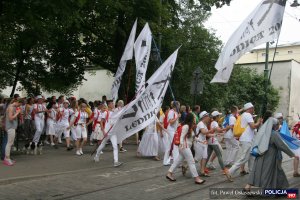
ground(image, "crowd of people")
xmin=0 ymin=94 xmax=300 ymax=192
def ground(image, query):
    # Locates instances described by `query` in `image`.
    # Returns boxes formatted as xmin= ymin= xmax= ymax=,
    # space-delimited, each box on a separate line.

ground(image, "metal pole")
xmin=152 ymin=37 xmax=176 ymax=102
xmin=262 ymin=42 xmax=270 ymax=116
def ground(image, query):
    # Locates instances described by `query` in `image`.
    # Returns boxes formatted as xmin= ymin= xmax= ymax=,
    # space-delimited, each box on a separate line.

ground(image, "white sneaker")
xmin=100 ymin=151 xmax=104 ymax=154
xmin=89 ymin=142 xmax=94 ymax=146
xmin=44 ymin=140 xmax=50 ymax=145
xmin=76 ymin=150 xmax=81 ymax=156
xmin=94 ymin=156 xmax=99 ymax=162
xmin=79 ymin=149 xmax=83 ymax=155
xmin=114 ymin=162 xmax=123 ymax=167
xmin=51 ymin=143 xmax=55 ymax=146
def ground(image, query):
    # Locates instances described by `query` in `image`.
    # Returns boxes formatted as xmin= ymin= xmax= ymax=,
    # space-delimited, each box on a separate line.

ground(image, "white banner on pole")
xmin=134 ymin=23 xmax=152 ymax=94
xmin=109 ymin=49 xmax=179 ymax=143
xmin=211 ymin=0 xmax=286 ymax=83
xmin=111 ymin=20 xmax=137 ymax=102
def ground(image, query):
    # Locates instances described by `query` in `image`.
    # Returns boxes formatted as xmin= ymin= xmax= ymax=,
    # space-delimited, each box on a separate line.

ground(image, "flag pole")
xmin=261 ymin=42 xmax=270 ymax=116
xmin=152 ymin=37 xmax=177 ymax=104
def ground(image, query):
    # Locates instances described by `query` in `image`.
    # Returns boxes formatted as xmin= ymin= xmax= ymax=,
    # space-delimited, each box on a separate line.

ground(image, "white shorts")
xmin=56 ymin=123 xmax=71 ymax=138
xmin=46 ymin=121 xmax=56 ymax=136
xmin=75 ymin=124 xmax=87 ymax=139
xmin=93 ymin=124 xmax=104 ymax=140
xmin=194 ymin=142 xmax=208 ymax=160
xmin=70 ymin=126 xmax=77 ymax=141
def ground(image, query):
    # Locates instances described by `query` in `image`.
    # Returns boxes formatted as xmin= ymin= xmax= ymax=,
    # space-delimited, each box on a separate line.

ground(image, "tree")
xmin=0 ymin=0 xmax=88 ymax=96
xmin=1 ymin=0 xmax=278 ymax=115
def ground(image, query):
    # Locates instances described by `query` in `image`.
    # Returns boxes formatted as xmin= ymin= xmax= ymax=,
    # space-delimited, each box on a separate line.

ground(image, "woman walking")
xmin=137 ymin=117 xmax=161 ymax=161
xmin=166 ymin=113 xmax=205 ymax=184
xmin=69 ymin=102 xmax=91 ymax=155
xmin=46 ymin=102 xmax=57 ymax=146
xmin=3 ymin=98 xmax=22 ymax=166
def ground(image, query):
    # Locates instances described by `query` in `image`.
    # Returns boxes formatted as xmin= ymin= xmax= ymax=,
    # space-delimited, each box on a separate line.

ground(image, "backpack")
xmin=233 ymin=115 xmax=245 ymax=137
xmin=173 ymin=125 xmax=183 ymax=146
xmin=222 ymin=114 xmax=230 ymax=128
xmin=163 ymin=111 xmax=169 ymax=129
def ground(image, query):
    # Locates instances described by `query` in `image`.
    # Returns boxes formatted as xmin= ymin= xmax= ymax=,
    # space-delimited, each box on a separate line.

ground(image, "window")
xmin=288 ymin=50 xmax=293 ymax=54
xmin=262 ymin=53 xmax=266 ymax=56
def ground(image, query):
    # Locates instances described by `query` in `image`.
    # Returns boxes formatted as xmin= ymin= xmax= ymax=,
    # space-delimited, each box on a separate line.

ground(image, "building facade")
xmin=2 ymin=69 xmax=115 ymax=101
xmin=236 ymin=42 xmax=300 ymax=125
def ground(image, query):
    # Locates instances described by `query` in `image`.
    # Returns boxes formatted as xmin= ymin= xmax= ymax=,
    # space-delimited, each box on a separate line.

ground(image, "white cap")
xmin=272 ymin=118 xmax=279 ymax=125
xmin=199 ymin=111 xmax=209 ymax=119
xmin=274 ymin=112 xmax=283 ymax=119
xmin=244 ymin=102 xmax=254 ymax=110
xmin=63 ymin=100 xmax=70 ymax=105
xmin=211 ymin=111 xmax=222 ymax=117
xmin=36 ymin=95 xmax=43 ymax=100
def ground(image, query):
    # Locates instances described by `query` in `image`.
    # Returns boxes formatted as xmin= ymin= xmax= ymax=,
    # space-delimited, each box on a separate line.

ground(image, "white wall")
xmin=289 ymin=60 xmax=300 ymax=125
xmin=239 ymin=61 xmax=292 ymax=119
xmin=1 ymin=69 xmax=115 ymax=101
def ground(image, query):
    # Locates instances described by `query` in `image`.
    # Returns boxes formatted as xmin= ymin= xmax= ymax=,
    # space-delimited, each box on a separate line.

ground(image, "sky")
xmin=204 ymin=0 xmax=300 ymax=46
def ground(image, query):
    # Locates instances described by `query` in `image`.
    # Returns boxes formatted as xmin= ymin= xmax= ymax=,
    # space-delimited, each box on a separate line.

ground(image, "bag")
xmin=233 ymin=116 xmax=245 ymax=137
xmin=250 ymin=146 xmax=260 ymax=157
xmin=222 ymin=115 xmax=230 ymax=128
xmin=163 ymin=111 xmax=169 ymax=129
xmin=173 ymin=125 xmax=183 ymax=146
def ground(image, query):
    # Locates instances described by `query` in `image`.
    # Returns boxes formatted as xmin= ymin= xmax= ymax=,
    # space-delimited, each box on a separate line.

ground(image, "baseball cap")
xmin=36 ymin=95 xmax=43 ymax=100
xmin=199 ymin=111 xmax=209 ymax=119
xmin=211 ymin=111 xmax=222 ymax=117
xmin=244 ymin=102 xmax=254 ymax=110
xmin=63 ymin=100 xmax=70 ymax=105
xmin=274 ymin=113 xmax=283 ymax=119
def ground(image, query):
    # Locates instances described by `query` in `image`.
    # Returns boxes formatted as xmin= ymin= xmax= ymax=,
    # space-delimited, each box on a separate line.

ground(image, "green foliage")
xmin=0 ymin=0 xmax=280 ymax=115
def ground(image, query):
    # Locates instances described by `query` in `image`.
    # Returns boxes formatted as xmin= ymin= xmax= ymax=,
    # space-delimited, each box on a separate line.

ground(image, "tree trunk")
xmin=9 ymin=60 xmax=22 ymax=97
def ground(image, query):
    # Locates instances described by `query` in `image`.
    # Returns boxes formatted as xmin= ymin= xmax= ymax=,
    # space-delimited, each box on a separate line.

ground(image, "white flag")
xmin=109 ymin=49 xmax=179 ymax=143
xmin=111 ymin=20 xmax=137 ymax=102
xmin=211 ymin=0 xmax=286 ymax=83
xmin=134 ymin=23 xmax=152 ymax=94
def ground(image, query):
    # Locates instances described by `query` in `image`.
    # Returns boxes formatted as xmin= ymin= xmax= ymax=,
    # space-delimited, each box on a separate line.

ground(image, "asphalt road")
xmin=0 ymin=142 xmax=299 ymax=200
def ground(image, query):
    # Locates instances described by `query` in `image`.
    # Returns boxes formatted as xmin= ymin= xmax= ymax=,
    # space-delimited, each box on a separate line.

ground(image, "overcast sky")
xmin=204 ymin=0 xmax=300 ymax=46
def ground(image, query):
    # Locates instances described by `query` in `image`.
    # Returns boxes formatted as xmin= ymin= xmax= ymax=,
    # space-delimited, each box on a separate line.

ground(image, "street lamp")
xmin=291 ymin=0 xmax=300 ymax=7
xmin=190 ymin=67 xmax=204 ymax=105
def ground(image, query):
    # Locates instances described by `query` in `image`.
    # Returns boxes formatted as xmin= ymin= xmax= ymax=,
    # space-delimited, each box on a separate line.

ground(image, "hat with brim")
xmin=274 ymin=113 xmax=283 ymax=119
xmin=244 ymin=102 xmax=254 ymax=110
xmin=63 ymin=100 xmax=70 ymax=105
xmin=199 ymin=111 xmax=209 ymax=119
xmin=211 ymin=111 xmax=222 ymax=117
xmin=36 ymin=95 xmax=43 ymax=100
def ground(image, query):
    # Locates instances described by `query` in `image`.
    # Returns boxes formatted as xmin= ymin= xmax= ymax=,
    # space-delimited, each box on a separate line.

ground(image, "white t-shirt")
xmin=58 ymin=108 xmax=74 ymax=125
xmin=47 ymin=108 xmax=57 ymax=123
xmin=195 ymin=121 xmax=207 ymax=143
xmin=93 ymin=108 xmax=101 ymax=121
xmin=180 ymin=125 xmax=194 ymax=148
xmin=208 ymin=121 xmax=219 ymax=145
xmin=224 ymin=115 xmax=236 ymax=139
xmin=167 ymin=109 xmax=178 ymax=133
xmin=101 ymin=110 xmax=112 ymax=132
xmin=75 ymin=111 xmax=88 ymax=124
xmin=34 ymin=103 xmax=46 ymax=119
xmin=239 ymin=112 xmax=255 ymax=142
